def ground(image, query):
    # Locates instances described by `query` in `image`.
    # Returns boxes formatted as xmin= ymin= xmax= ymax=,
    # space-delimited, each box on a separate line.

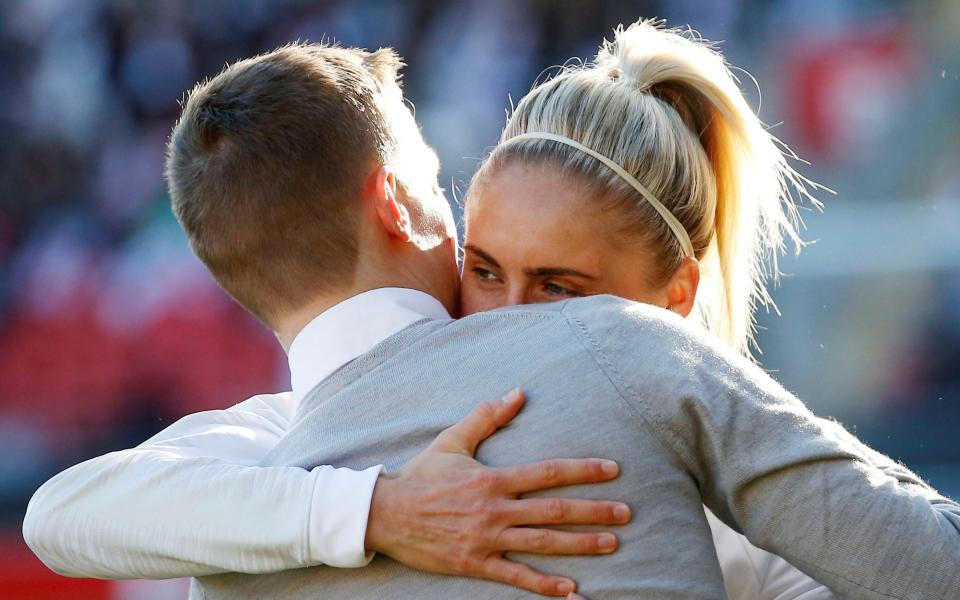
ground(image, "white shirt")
xmin=705 ymin=509 xmax=835 ymax=599
xmin=23 ymin=287 xmax=833 ymax=598
xmin=288 ymin=287 xmax=451 ymax=405
xmin=23 ymin=288 xmax=450 ymax=578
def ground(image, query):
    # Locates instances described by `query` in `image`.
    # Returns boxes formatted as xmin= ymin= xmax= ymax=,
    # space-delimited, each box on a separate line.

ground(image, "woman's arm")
xmin=711 ymin=441 xmax=949 ymax=600
xmin=567 ymin=298 xmax=960 ymax=600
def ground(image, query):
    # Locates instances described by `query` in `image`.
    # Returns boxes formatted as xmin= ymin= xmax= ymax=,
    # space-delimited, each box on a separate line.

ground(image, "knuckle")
xmin=596 ymin=502 xmax=613 ymax=521
xmin=453 ymin=553 xmax=480 ymax=574
xmin=471 ymin=499 xmax=501 ymax=526
xmin=469 ymin=471 xmax=499 ymax=492
xmin=472 ymin=401 xmax=498 ymax=422
xmin=536 ymin=577 xmax=554 ymax=595
xmin=539 ymin=460 xmax=561 ymax=482
xmin=505 ymin=567 xmax=524 ymax=587
xmin=462 ymin=522 xmax=491 ymax=548
xmin=546 ymin=498 xmax=567 ymax=521
xmin=529 ymin=530 xmax=552 ymax=551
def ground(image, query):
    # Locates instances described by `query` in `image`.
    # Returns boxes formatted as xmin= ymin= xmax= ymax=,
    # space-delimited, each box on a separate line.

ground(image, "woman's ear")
xmin=664 ymin=256 xmax=700 ymax=317
xmin=371 ymin=166 xmax=412 ymax=243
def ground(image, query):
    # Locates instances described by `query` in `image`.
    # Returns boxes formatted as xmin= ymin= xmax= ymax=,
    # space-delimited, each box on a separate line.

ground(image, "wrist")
xmin=364 ymin=472 xmax=400 ymax=555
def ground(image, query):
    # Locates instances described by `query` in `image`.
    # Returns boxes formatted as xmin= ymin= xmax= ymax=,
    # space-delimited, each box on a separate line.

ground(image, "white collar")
xmin=287 ymin=287 xmax=450 ymax=406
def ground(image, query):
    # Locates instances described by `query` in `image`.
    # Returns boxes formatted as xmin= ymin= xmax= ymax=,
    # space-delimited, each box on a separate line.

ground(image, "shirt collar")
xmin=287 ymin=287 xmax=450 ymax=406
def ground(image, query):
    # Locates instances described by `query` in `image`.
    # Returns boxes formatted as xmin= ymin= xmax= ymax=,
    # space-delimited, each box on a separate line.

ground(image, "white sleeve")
xmin=23 ymin=392 xmax=382 ymax=579
xmin=705 ymin=508 xmax=837 ymax=600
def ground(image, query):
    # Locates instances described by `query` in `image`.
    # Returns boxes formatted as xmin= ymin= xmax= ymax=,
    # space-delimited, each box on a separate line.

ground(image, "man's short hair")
xmin=166 ymin=43 xmax=409 ymax=326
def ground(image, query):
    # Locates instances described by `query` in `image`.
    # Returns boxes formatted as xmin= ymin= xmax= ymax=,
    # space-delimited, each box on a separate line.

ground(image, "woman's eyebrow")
xmin=464 ymin=244 xmax=501 ymax=268
xmin=523 ymin=267 xmax=596 ymax=280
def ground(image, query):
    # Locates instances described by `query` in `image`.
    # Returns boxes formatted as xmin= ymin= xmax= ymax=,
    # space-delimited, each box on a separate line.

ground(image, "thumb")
xmin=431 ymin=388 xmax=524 ymax=455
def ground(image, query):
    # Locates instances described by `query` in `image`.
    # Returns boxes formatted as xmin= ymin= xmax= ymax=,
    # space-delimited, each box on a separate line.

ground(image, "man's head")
xmin=166 ymin=43 xmax=458 ymax=341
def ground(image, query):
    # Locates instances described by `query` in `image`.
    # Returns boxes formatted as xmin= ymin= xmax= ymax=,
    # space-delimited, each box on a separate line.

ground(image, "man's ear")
xmin=664 ymin=256 xmax=700 ymax=317
xmin=371 ymin=166 xmax=412 ymax=243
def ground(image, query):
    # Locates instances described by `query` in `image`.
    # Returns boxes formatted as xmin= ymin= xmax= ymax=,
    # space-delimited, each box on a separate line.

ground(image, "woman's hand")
xmin=364 ymin=388 xmax=629 ymax=596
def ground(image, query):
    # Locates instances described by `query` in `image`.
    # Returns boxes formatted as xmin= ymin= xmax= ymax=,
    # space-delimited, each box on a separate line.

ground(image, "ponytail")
xmin=479 ymin=19 xmax=822 ymax=356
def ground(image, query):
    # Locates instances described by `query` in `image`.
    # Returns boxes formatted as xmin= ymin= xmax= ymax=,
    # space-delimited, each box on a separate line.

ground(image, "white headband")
xmin=499 ymin=132 xmax=695 ymax=258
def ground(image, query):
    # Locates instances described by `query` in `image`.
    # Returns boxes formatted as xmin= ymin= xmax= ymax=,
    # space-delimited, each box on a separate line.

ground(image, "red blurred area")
xmin=1 ymin=532 xmax=191 ymax=599
xmin=0 ymin=532 xmax=111 ymax=600
xmin=781 ymin=19 xmax=920 ymax=163
xmin=0 ymin=277 xmax=284 ymax=460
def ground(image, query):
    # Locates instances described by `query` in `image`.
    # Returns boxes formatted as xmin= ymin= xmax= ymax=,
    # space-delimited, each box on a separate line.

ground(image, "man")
xmin=23 ymin=46 xmax=630 ymax=599
xmin=26 ymin=44 xmax=960 ymax=599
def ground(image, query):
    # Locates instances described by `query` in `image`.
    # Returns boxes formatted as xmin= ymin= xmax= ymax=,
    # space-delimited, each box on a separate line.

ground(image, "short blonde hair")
xmin=474 ymin=19 xmax=820 ymax=356
xmin=167 ymin=43 xmax=439 ymax=327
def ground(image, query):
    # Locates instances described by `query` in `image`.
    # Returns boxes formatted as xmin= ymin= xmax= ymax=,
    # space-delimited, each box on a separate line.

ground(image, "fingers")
xmin=502 ymin=497 xmax=631 ymax=526
xmin=432 ymin=388 xmax=525 ymax=454
xmin=567 ymin=593 xmax=588 ymax=600
xmin=480 ymin=556 xmax=576 ymax=597
xmin=494 ymin=458 xmax=620 ymax=495
xmin=497 ymin=528 xmax=619 ymax=555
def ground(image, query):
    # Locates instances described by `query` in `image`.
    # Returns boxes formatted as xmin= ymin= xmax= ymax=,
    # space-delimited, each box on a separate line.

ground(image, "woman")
xmin=461 ymin=19 xmax=819 ymax=357
xmin=27 ymin=20 xmax=831 ymax=598
xmin=458 ymin=20 xmax=828 ymax=598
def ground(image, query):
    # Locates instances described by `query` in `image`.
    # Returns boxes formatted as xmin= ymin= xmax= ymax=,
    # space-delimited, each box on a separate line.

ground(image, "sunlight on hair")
xmin=477 ymin=18 xmax=829 ymax=357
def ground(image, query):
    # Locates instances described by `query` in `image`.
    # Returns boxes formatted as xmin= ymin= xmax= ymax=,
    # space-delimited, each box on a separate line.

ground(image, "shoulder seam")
xmin=558 ymin=304 xmax=693 ymax=471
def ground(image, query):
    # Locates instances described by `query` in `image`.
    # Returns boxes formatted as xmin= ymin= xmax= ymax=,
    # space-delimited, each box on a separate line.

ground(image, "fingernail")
xmin=501 ymin=388 xmax=521 ymax=404
xmin=613 ymin=504 xmax=630 ymax=522
xmin=598 ymin=533 xmax=617 ymax=551
xmin=601 ymin=460 xmax=619 ymax=476
xmin=556 ymin=581 xmax=575 ymax=594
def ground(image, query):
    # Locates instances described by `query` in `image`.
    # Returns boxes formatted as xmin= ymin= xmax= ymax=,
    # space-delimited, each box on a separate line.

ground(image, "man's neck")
xmin=274 ymin=240 xmax=461 ymax=353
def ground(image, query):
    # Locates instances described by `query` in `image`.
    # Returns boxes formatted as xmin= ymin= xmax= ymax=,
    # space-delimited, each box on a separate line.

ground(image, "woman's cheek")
xmin=460 ymin=282 xmax=500 ymax=316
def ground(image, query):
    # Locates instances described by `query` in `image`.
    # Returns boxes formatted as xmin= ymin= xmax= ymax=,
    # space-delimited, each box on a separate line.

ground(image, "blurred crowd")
xmin=1 ymin=0 xmax=958 ymax=542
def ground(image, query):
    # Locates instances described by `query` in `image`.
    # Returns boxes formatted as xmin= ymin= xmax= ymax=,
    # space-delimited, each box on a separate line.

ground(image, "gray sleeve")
xmin=563 ymin=296 xmax=960 ymax=600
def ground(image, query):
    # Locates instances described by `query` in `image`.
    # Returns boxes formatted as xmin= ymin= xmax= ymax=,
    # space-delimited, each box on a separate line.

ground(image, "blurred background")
xmin=1 ymin=0 xmax=958 ymax=597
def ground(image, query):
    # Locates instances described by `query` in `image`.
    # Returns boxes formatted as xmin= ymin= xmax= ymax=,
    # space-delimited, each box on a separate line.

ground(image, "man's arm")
xmin=565 ymin=297 xmax=960 ymax=600
xmin=24 ymin=390 xmax=629 ymax=597
xmin=24 ymin=393 xmax=384 ymax=576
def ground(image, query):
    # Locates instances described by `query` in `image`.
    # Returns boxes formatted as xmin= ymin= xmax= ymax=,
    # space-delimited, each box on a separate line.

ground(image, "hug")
xmin=24 ymin=19 xmax=960 ymax=600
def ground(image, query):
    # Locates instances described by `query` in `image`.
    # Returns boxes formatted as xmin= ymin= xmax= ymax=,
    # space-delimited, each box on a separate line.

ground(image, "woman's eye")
xmin=472 ymin=267 xmax=500 ymax=283
xmin=543 ymin=282 xmax=577 ymax=297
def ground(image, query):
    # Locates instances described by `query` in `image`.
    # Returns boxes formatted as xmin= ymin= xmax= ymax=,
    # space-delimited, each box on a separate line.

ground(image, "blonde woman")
xmin=459 ymin=20 xmax=829 ymax=598
xmin=464 ymin=20 xmax=820 ymax=358
xmin=29 ymin=21 xmax=926 ymax=599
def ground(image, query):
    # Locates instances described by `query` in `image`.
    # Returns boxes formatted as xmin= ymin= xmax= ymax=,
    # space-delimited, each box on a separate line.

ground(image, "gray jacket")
xmin=194 ymin=295 xmax=960 ymax=599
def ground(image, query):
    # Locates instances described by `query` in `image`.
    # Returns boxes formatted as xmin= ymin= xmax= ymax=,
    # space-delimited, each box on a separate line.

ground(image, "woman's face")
xmin=461 ymin=162 xmax=668 ymax=316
